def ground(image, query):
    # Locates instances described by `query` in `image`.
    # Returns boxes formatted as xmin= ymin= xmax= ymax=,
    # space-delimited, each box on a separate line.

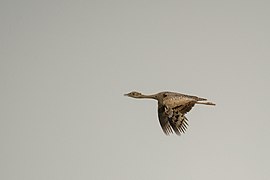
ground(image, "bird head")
xmin=124 ymin=91 xmax=142 ymax=98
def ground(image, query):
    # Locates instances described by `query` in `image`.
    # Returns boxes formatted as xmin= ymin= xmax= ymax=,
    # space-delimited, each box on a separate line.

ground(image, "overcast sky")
xmin=1 ymin=0 xmax=270 ymax=180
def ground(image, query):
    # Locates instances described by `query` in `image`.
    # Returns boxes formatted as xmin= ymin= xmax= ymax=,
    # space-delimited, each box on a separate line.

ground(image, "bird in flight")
xmin=124 ymin=91 xmax=215 ymax=135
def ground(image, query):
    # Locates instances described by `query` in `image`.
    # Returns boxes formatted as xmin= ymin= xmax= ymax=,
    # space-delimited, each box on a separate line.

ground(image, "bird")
xmin=124 ymin=91 xmax=215 ymax=136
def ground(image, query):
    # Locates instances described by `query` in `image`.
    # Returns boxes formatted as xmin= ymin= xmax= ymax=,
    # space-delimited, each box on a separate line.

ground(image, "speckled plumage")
xmin=124 ymin=91 xmax=215 ymax=136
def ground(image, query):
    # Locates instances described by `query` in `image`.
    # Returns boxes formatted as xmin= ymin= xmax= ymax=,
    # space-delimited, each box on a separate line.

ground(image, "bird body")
xmin=125 ymin=91 xmax=215 ymax=136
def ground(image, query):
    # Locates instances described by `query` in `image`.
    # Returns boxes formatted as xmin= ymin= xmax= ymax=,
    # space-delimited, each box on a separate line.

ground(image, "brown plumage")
xmin=124 ymin=91 xmax=215 ymax=136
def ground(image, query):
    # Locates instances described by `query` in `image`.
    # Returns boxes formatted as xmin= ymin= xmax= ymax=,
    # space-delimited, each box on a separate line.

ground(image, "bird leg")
xmin=196 ymin=101 xmax=216 ymax=106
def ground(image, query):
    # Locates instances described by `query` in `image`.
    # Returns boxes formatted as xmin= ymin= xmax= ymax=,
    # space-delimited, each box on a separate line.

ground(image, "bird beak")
xmin=124 ymin=93 xmax=128 ymax=96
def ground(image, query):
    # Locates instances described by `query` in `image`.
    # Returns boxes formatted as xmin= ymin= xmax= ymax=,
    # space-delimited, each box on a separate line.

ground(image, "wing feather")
xmin=158 ymin=104 xmax=190 ymax=135
xmin=168 ymin=109 xmax=189 ymax=135
xmin=157 ymin=93 xmax=202 ymax=135
xmin=158 ymin=104 xmax=173 ymax=135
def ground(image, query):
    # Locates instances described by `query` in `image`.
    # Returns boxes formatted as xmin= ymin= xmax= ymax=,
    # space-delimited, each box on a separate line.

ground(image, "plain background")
xmin=1 ymin=0 xmax=270 ymax=179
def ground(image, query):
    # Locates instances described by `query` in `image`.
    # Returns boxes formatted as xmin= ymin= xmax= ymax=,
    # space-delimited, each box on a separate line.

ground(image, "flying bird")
xmin=124 ymin=91 xmax=215 ymax=136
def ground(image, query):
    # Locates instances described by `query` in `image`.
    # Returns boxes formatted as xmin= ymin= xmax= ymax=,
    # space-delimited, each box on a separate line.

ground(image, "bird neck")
xmin=138 ymin=94 xmax=157 ymax=100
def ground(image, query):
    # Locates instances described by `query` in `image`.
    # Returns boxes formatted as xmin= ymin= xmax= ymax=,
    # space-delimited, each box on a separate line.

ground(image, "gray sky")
xmin=1 ymin=0 xmax=270 ymax=180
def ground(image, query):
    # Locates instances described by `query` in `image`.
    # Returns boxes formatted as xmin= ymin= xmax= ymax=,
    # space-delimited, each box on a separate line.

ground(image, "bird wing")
xmin=157 ymin=103 xmax=189 ymax=135
xmin=168 ymin=107 xmax=189 ymax=135
xmin=158 ymin=104 xmax=173 ymax=135
xmin=157 ymin=94 xmax=199 ymax=135
xmin=157 ymin=92 xmax=207 ymax=135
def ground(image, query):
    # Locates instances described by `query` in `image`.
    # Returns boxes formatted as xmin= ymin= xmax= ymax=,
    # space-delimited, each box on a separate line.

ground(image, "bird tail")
xmin=196 ymin=101 xmax=216 ymax=106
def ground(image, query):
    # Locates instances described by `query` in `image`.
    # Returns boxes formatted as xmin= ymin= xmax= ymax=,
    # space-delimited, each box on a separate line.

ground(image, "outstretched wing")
xmin=168 ymin=107 xmax=189 ymax=135
xmin=158 ymin=104 xmax=173 ymax=135
xmin=157 ymin=93 xmax=199 ymax=135
xmin=158 ymin=104 xmax=189 ymax=135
